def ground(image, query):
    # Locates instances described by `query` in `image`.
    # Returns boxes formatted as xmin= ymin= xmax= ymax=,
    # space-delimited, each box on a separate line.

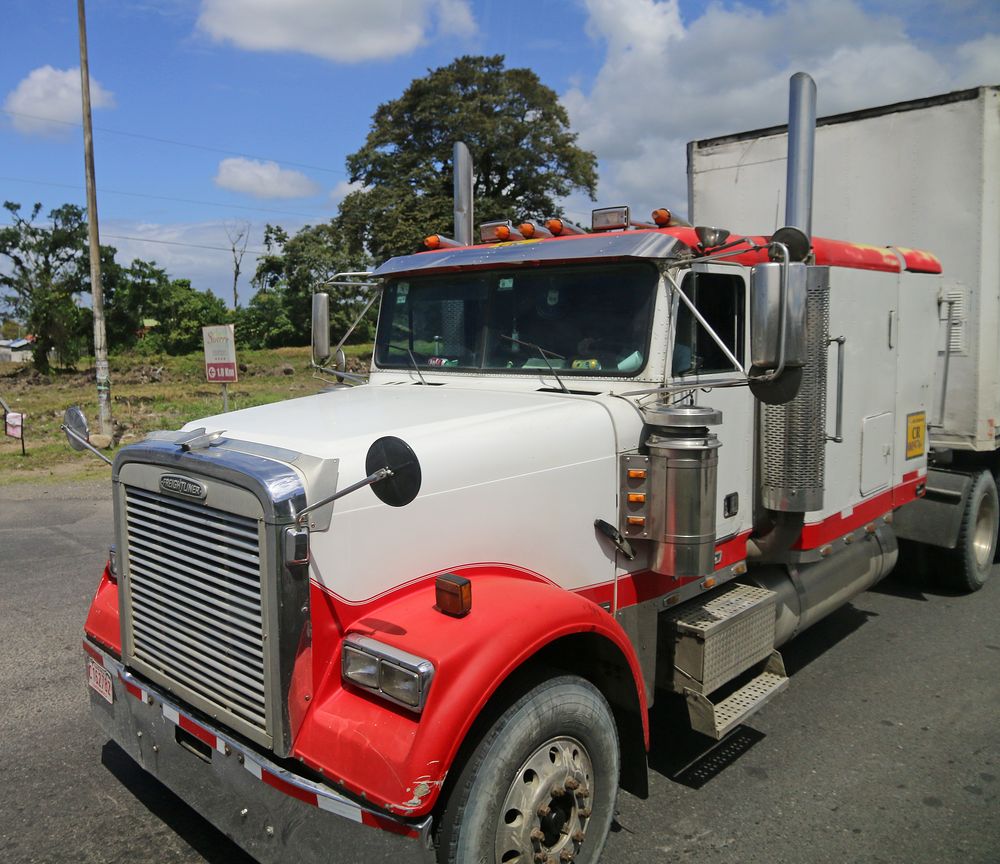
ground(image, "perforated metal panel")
xmin=761 ymin=268 xmax=830 ymax=512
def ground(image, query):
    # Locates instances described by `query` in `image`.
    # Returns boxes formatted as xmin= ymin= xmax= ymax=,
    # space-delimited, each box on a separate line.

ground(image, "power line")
xmin=101 ymin=233 xmax=270 ymax=256
xmin=0 ymin=221 xmax=271 ymax=257
xmin=0 ymin=174 xmax=333 ymax=220
xmin=1 ymin=108 xmax=347 ymax=176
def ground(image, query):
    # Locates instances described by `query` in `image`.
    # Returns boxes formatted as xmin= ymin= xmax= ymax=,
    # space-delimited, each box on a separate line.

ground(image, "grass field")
xmin=0 ymin=345 xmax=372 ymax=486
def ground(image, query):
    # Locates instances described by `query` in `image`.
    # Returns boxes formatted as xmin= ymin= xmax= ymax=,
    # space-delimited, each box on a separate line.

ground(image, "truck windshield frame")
xmin=374 ymin=262 xmax=658 ymax=377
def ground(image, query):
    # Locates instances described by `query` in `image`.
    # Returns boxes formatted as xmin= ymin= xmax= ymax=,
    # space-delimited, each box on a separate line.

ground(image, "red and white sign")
xmin=202 ymin=325 xmax=238 ymax=383
xmin=5 ymin=410 xmax=23 ymax=440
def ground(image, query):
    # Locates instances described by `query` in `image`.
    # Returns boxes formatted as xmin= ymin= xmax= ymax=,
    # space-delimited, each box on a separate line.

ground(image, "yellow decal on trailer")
xmin=906 ymin=411 xmax=926 ymax=460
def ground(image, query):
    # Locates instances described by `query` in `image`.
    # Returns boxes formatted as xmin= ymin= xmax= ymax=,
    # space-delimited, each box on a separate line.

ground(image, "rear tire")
xmin=437 ymin=675 xmax=619 ymax=864
xmin=939 ymin=469 xmax=998 ymax=592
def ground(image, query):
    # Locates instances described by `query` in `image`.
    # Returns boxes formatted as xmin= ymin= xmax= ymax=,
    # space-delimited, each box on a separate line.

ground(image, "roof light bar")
xmin=423 ymin=234 xmax=463 ymax=250
xmin=592 ymin=206 xmax=630 ymax=232
xmin=517 ymin=221 xmax=553 ymax=239
xmin=480 ymin=220 xmax=524 ymax=243
xmin=545 ymin=217 xmax=587 ymax=236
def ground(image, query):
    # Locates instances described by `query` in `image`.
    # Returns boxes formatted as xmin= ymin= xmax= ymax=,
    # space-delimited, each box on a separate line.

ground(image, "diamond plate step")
xmin=663 ymin=582 xmax=777 ymax=696
xmin=685 ymin=651 xmax=789 ymax=740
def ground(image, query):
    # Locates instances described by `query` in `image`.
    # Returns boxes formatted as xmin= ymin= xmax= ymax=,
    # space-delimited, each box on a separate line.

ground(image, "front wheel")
xmin=437 ymin=675 xmax=619 ymax=864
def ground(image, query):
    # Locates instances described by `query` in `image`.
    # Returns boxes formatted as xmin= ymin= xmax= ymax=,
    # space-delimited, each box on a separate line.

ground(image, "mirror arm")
xmin=61 ymin=424 xmax=112 ymax=465
xmin=673 ymin=281 xmax=746 ymax=375
xmin=296 ymin=466 xmax=393 ymax=523
xmin=327 ymin=276 xmax=381 ymax=362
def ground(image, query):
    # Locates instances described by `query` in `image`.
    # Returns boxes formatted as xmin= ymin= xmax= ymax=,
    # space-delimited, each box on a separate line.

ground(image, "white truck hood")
xmin=186 ymin=383 xmax=612 ymax=464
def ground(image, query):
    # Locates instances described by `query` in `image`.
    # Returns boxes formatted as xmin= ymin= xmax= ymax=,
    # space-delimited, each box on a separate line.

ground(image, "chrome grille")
xmin=123 ymin=485 xmax=267 ymax=734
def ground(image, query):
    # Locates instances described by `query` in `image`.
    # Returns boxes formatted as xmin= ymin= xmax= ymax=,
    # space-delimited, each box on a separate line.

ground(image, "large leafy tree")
xmin=339 ymin=54 xmax=598 ymax=262
xmin=0 ymin=201 xmax=91 ymax=371
xmin=251 ymin=222 xmax=372 ymax=344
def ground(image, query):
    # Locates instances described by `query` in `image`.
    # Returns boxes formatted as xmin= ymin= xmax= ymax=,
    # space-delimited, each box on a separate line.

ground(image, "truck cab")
xmin=81 ymin=75 xmax=960 ymax=864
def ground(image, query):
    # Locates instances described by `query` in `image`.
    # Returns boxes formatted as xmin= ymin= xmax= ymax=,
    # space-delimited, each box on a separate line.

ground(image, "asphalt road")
xmin=1 ymin=478 xmax=997 ymax=863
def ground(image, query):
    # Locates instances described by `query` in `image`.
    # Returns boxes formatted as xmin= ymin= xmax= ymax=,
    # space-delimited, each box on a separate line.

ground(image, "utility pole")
xmin=77 ymin=0 xmax=112 ymax=438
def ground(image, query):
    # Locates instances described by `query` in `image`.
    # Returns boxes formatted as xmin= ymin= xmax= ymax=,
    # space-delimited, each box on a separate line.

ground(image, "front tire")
xmin=437 ymin=675 xmax=619 ymax=864
xmin=940 ymin=469 xmax=998 ymax=592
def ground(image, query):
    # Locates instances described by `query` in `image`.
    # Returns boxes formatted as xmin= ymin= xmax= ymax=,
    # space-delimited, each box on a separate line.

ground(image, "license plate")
xmin=88 ymin=658 xmax=114 ymax=705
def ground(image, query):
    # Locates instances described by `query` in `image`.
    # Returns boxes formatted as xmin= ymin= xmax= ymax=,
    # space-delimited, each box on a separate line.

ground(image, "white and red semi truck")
xmin=79 ymin=74 xmax=984 ymax=864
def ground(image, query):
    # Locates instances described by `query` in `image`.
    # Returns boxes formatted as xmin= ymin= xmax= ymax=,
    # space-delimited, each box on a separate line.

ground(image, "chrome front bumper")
xmin=85 ymin=641 xmax=435 ymax=864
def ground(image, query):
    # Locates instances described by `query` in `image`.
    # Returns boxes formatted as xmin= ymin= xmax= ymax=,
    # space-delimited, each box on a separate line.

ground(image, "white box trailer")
xmin=689 ymin=85 xmax=1000 ymax=591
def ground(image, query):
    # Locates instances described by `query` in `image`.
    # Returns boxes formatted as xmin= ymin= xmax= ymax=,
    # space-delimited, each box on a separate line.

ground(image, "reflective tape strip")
xmin=83 ymin=641 xmax=104 ymax=666
xmin=119 ymin=672 xmax=147 ymax=703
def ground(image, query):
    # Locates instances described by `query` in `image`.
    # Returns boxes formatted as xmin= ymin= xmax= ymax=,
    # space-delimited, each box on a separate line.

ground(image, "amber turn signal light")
xmin=627 ymin=468 xmax=647 ymax=480
xmin=435 ymin=573 xmax=472 ymax=617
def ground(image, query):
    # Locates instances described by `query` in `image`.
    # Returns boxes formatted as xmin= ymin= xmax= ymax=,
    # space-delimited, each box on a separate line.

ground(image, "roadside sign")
xmin=202 ymin=325 xmax=238 ymax=383
xmin=5 ymin=410 xmax=23 ymax=439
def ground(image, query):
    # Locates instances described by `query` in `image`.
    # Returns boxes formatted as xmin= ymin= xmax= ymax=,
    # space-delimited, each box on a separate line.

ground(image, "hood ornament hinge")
xmin=176 ymin=428 xmax=225 ymax=452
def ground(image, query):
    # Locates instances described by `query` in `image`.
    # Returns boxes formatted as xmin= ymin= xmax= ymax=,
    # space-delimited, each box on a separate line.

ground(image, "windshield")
xmin=374 ymin=262 xmax=657 ymax=376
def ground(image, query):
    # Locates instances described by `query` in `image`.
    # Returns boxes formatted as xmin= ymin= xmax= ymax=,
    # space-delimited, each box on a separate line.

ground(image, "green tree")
xmin=234 ymin=288 xmax=296 ymax=349
xmin=136 ymin=278 xmax=229 ymax=355
xmin=0 ymin=201 xmax=90 ymax=370
xmin=251 ymin=222 xmax=372 ymax=344
xmin=338 ymin=54 xmax=597 ymax=262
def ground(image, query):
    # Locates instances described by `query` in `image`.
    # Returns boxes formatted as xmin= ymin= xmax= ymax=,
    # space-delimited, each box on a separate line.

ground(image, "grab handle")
xmin=827 ymin=336 xmax=845 ymax=443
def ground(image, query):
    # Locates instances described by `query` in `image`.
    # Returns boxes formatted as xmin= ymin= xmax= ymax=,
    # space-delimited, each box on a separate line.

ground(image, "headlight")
xmin=341 ymin=635 xmax=434 ymax=712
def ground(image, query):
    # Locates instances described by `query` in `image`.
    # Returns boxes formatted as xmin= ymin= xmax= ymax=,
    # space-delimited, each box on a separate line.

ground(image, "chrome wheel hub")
xmin=973 ymin=492 xmax=997 ymax=568
xmin=494 ymin=736 xmax=594 ymax=863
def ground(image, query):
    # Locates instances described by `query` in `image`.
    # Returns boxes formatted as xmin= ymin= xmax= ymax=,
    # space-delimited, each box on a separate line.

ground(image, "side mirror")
xmin=63 ymin=405 xmax=91 ymax=451
xmin=61 ymin=405 xmax=112 ymax=465
xmin=311 ymin=292 xmax=331 ymax=366
xmin=749 ymin=261 xmax=807 ymax=404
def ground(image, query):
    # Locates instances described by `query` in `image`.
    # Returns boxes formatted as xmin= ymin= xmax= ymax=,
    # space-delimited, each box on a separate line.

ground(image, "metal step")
xmin=662 ymin=582 xmax=778 ymax=695
xmin=685 ymin=651 xmax=789 ymax=740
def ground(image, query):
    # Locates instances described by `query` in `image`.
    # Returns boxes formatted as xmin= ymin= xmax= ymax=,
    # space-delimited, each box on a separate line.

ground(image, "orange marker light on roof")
xmin=518 ymin=222 xmax=553 ymax=239
xmin=479 ymin=221 xmax=523 ymax=243
xmin=423 ymin=234 xmax=462 ymax=250
xmin=544 ymin=218 xmax=586 ymax=237
xmin=651 ymin=208 xmax=672 ymax=226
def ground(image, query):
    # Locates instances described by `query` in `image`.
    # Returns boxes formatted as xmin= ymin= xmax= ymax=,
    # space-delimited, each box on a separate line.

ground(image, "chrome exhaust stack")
xmin=785 ymin=72 xmax=817 ymax=241
xmin=453 ymin=141 xmax=474 ymax=246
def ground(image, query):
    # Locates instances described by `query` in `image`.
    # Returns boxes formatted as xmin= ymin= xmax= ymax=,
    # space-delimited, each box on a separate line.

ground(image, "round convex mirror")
xmin=63 ymin=405 xmax=91 ymax=451
xmin=366 ymin=436 xmax=421 ymax=507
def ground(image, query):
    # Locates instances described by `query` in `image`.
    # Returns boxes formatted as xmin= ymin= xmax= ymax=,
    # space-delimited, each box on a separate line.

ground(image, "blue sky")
xmin=2 ymin=0 xmax=998 ymax=305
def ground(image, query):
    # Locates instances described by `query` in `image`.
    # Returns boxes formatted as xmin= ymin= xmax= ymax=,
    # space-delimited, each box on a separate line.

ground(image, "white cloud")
xmin=329 ymin=179 xmax=364 ymax=206
xmin=196 ymin=0 xmax=475 ymax=63
xmin=214 ymin=157 xmax=321 ymax=199
xmin=3 ymin=65 xmax=115 ymax=136
xmin=562 ymin=0 xmax=1000 ymax=218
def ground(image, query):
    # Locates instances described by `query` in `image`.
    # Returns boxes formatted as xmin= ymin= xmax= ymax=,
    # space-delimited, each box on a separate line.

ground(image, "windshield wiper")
xmin=501 ymin=334 xmax=569 ymax=394
xmin=387 ymin=343 xmax=428 ymax=385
